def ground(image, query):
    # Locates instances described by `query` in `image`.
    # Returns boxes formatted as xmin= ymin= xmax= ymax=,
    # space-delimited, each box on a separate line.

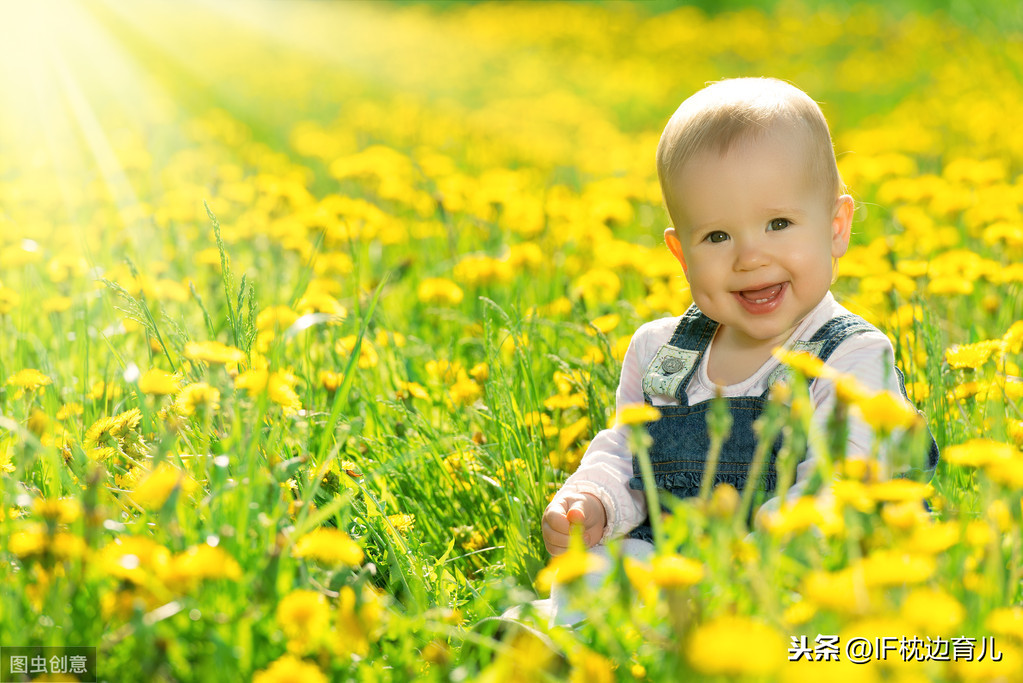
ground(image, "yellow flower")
xmin=268 ymin=373 xmax=302 ymax=414
xmin=395 ymin=380 xmax=428 ymax=400
xmin=572 ymin=268 xmax=621 ymax=306
xmin=336 ymin=336 xmax=378 ymax=368
xmin=544 ymin=393 xmax=587 ymax=410
xmin=858 ymin=550 xmax=935 ymax=586
xmin=417 ymin=277 xmax=464 ymax=305
xmin=864 ymin=479 xmax=933 ymax=502
xmin=165 ymin=544 xmax=242 ymax=588
xmin=6 ymin=368 xmax=52 ymax=391
xmin=906 ymin=521 xmax=960 ymax=554
xmin=853 ymin=390 xmax=922 ymax=433
xmin=986 ymin=607 xmax=1023 ymax=641
xmin=292 ymin=528 xmax=364 ymax=566
xmin=803 ymin=568 xmax=870 ymax=615
xmin=386 ymin=513 xmax=415 ymax=535
xmin=256 ymin=305 xmax=300 ymax=332
xmin=319 ymin=370 xmax=344 ymax=392
xmin=175 ymin=382 xmax=221 ymax=416
xmin=687 ymin=616 xmax=784 ymax=676
xmin=943 ymin=439 xmax=1017 ymax=467
xmin=773 ymin=349 xmax=831 ymax=379
xmin=469 ymin=362 xmax=489 ymax=382
xmin=945 ymin=339 xmax=1004 ymax=369
xmin=615 ymin=403 xmax=661 ymax=426
xmin=650 ymin=554 xmax=704 ymax=588
xmin=534 ymin=545 xmax=606 ymax=593
xmin=32 ymin=497 xmax=81 ymax=524
xmin=588 ymin=313 xmax=620 ymax=335
xmin=449 ymin=373 xmax=482 ymax=406
xmin=761 ymin=496 xmax=843 ymax=537
xmin=901 ymin=588 xmax=964 ymax=633
xmin=184 ymin=340 xmax=246 ymax=365
xmin=130 ymin=462 xmax=199 ymax=510
xmin=568 ymin=646 xmax=615 ymax=683
xmin=987 ymin=458 xmax=1023 ymax=488
xmin=253 ymin=655 xmax=327 ymax=683
xmin=56 ymin=403 xmax=83 ymax=420
xmin=98 ymin=536 xmax=172 ymax=584
xmin=42 ymin=296 xmax=72 ymax=313
xmin=276 ymin=590 xmax=331 ymax=652
xmin=138 ymin=368 xmax=180 ymax=395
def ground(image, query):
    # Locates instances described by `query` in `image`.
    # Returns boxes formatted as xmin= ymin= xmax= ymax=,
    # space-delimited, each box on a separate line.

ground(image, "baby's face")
xmin=665 ymin=126 xmax=852 ymax=353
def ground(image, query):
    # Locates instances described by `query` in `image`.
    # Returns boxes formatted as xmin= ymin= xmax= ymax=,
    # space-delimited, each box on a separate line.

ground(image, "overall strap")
xmin=642 ymin=304 xmax=719 ymax=405
xmin=807 ymin=314 xmax=878 ymax=364
xmin=763 ymin=314 xmax=876 ymax=394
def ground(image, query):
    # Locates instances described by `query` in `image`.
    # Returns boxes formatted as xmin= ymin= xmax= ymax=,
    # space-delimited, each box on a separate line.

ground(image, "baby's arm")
xmin=543 ymin=325 xmax=659 ymax=552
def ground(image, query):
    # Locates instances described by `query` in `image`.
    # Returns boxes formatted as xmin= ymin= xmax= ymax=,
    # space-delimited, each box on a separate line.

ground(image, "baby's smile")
xmin=733 ymin=282 xmax=787 ymax=314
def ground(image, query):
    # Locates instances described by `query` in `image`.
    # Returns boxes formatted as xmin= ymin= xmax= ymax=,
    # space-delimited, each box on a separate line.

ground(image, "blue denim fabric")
xmin=627 ymin=305 xmax=939 ymax=543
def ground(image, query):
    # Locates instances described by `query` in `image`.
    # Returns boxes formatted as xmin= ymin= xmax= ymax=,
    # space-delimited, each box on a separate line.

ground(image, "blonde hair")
xmin=657 ymin=77 xmax=843 ymax=225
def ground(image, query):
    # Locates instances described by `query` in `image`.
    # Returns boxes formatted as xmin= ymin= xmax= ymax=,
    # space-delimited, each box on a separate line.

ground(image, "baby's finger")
xmin=543 ymin=506 xmax=572 ymax=535
xmin=565 ymin=498 xmax=587 ymax=526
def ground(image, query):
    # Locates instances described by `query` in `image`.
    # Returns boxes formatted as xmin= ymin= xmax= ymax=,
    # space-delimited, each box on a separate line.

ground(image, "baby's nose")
xmin=734 ymin=240 xmax=770 ymax=270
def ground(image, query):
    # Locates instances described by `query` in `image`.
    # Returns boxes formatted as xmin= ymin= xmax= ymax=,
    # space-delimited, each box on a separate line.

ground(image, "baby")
xmin=542 ymin=78 xmax=938 ymax=572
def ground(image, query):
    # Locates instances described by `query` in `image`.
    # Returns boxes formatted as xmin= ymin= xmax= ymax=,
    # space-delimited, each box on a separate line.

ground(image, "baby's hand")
xmin=542 ymin=491 xmax=607 ymax=556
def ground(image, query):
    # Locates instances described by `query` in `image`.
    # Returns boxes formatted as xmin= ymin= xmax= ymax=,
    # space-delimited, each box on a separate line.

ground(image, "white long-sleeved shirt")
xmin=559 ymin=291 xmax=908 ymax=541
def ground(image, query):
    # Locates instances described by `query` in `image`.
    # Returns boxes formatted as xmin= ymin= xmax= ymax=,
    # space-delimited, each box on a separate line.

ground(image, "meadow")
xmin=1 ymin=0 xmax=1022 ymax=680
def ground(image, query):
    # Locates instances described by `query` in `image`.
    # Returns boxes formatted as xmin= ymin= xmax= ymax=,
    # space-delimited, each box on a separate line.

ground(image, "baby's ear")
xmin=664 ymin=227 xmax=688 ymax=275
xmin=830 ymin=195 xmax=854 ymax=258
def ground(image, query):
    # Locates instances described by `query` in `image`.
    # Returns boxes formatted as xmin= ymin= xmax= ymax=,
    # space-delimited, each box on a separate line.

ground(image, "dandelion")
xmin=277 ymin=590 xmax=331 ymax=653
xmin=184 ymin=340 xmax=246 ymax=365
xmin=292 ymin=528 xmax=364 ymax=566
xmin=448 ymin=373 xmax=482 ymax=406
xmin=572 ymin=268 xmax=621 ymax=307
xmin=864 ymin=479 xmax=933 ymax=502
xmin=858 ymin=550 xmax=935 ymax=586
xmin=943 ymin=439 xmax=1017 ymax=468
xmin=336 ymin=336 xmax=378 ymax=368
xmin=773 ymin=349 xmax=831 ymax=379
xmin=686 ymin=616 xmax=784 ymax=676
xmin=138 ymin=368 xmax=180 ymax=395
xmin=945 ymin=339 xmax=1004 ymax=369
xmin=534 ymin=545 xmax=606 ymax=593
xmin=615 ymin=403 xmax=661 ymax=426
xmin=98 ymin=536 xmax=172 ymax=584
xmin=165 ymin=544 xmax=242 ymax=588
xmin=386 ymin=513 xmax=415 ymax=535
xmin=417 ymin=277 xmax=464 ymax=305
xmin=650 ymin=554 xmax=704 ymax=588
xmin=6 ymin=369 xmax=52 ymax=396
xmin=130 ymin=462 xmax=199 ymax=510
xmin=853 ymin=390 xmax=922 ymax=433
xmin=256 ymin=305 xmax=300 ymax=331
xmin=252 ymin=655 xmax=327 ymax=683
xmin=395 ymin=380 xmax=428 ymax=400
xmin=32 ymin=497 xmax=81 ymax=524
xmin=803 ymin=568 xmax=870 ymax=615
xmin=56 ymin=403 xmax=83 ymax=420
xmin=901 ymin=588 xmax=964 ymax=632
xmin=588 ymin=313 xmax=620 ymax=334
xmin=175 ymin=382 xmax=221 ymax=416
xmin=319 ymin=370 xmax=344 ymax=392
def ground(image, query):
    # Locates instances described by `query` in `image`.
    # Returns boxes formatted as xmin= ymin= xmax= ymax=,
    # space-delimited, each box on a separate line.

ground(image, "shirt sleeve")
xmin=755 ymin=329 xmax=906 ymax=525
xmin=556 ymin=322 xmax=666 ymax=540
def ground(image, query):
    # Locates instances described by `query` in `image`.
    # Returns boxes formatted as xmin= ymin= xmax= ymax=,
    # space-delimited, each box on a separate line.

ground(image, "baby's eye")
xmin=705 ymin=231 xmax=729 ymax=243
xmin=768 ymin=218 xmax=791 ymax=231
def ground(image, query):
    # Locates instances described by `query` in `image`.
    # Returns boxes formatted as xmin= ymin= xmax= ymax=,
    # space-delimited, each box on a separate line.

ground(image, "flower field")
xmin=2 ymin=0 xmax=1023 ymax=680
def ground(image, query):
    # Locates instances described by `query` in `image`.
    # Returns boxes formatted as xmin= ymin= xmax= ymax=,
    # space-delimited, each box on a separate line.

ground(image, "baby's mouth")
xmin=738 ymin=283 xmax=784 ymax=304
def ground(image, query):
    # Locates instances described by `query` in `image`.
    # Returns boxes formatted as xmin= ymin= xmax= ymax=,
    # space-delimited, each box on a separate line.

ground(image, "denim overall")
xmin=627 ymin=305 xmax=940 ymax=543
